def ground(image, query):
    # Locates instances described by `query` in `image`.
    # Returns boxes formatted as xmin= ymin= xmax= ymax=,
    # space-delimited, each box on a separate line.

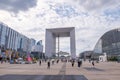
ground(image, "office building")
xmin=0 ymin=22 xmax=36 ymax=52
xmin=32 ymin=40 xmax=43 ymax=52
xmin=94 ymin=28 xmax=120 ymax=56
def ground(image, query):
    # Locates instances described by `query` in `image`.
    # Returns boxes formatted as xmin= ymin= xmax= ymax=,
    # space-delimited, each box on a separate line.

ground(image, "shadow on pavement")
xmin=83 ymin=67 xmax=105 ymax=71
xmin=0 ymin=74 xmax=88 ymax=80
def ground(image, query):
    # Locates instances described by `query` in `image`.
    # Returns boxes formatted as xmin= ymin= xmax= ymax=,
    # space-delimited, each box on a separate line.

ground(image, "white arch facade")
xmin=45 ymin=27 xmax=76 ymax=58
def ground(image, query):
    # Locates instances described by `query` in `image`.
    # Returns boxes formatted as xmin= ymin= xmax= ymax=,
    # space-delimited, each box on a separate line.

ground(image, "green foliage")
xmin=108 ymin=56 xmax=118 ymax=61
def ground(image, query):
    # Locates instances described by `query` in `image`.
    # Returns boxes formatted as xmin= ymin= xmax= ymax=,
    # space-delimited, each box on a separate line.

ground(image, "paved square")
xmin=0 ymin=61 xmax=120 ymax=80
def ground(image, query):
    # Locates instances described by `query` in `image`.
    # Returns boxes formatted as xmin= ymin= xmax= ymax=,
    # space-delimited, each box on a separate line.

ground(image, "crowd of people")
xmin=0 ymin=46 xmax=95 ymax=68
xmin=0 ymin=47 xmax=17 ymax=64
xmin=38 ymin=58 xmax=95 ymax=69
xmin=39 ymin=59 xmax=60 ymax=69
xmin=0 ymin=47 xmax=36 ymax=64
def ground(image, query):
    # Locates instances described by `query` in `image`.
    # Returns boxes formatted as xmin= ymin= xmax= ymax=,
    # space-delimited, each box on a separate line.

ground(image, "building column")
xmin=70 ymin=29 xmax=76 ymax=59
xmin=45 ymin=30 xmax=55 ymax=58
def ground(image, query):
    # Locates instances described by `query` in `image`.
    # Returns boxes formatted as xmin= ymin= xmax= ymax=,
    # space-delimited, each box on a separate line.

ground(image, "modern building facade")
xmin=32 ymin=40 xmax=43 ymax=52
xmin=0 ymin=22 xmax=36 ymax=52
xmin=79 ymin=51 xmax=93 ymax=60
xmin=29 ymin=38 xmax=36 ymax=52
xmin=31 ymin=40 xmax=44 ymax=59
xmin=94 ymin=28 xmax=120 ymax=56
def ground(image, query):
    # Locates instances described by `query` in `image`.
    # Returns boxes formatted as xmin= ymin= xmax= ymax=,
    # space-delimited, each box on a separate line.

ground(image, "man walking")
xmin=92 ymin=61 xmax=95 ymax=67
xmin=47 ymin=61 xmax=50 ymax=69
xmin=39 ymin=60 xmax=41 ymax=66
xmin=71 ymin=59 xmax=75 ymax=67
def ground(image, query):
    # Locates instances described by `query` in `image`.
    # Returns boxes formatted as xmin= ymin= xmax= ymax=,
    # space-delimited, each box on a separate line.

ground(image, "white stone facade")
xmin=45 ymin=27 xmax=76 ymax=58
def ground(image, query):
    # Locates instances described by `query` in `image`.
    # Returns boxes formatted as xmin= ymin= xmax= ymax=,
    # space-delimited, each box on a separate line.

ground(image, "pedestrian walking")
xmin=39 ymin=60 xmax=41 ymax=66
xmin=78 ymin=59 xmax=82 ymax=68
xmin=56 ymin=59 xmax=59 ymax=63
xmin=78 ymin=61 xmax=80 ymax=67
xmin=47 ymin=61 xmax=50 ymax=69
xmin=0 ymin=56 xmax=3 ymax=64
xmin=71 ymin=60 xmax=75 ymax=67
xmin=92 ymin=61 xmax=95 ymax=67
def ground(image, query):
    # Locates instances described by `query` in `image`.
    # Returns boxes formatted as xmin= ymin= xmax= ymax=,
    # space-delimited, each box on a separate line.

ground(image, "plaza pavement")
xmin=0 ymin=61 xmax=120 ymax=80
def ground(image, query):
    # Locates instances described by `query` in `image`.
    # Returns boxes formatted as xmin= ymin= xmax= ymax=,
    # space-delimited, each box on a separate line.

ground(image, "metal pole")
xmin=58 ymin=35 xmax=59 ymax=58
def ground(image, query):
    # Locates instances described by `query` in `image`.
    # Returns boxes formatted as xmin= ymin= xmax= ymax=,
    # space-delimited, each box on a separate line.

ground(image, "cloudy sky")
xmin=0 ymin=0 xmax=120 ymax=55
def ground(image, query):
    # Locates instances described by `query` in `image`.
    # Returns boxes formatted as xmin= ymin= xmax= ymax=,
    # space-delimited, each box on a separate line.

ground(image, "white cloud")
xmin=0 ymin=0 xmax=37 ymax=13
xmin=70 ymin=0 xmax=120 ymax=13
xmin=0 ymin=0 xmax=120 ymax=56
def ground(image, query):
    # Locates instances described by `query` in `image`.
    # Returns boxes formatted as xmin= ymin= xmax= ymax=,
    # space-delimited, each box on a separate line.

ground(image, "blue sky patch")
xmin=50 ymin=3 xmax=80 ymax=18
xmin=103 ymin=6 xmax=120 ymax=21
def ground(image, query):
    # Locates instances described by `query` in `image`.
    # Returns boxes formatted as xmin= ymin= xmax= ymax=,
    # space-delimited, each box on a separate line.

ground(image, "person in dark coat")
xmin=71 ymin=60 xmax=75 ymax=67
xmin=78 ymin=60 xmax=80 ymax=67
xmin=78 ymin=59 xmax=82 ymax=68
xmin=56 ymin=59 xmax=59 ymax=63
xmin=92 ymin=61 xmax=95 ymax=67
xmin=39 ymin=60 xmax=41 ymax=66
xmin=47 ymin=61 xmax=50 ymax=69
